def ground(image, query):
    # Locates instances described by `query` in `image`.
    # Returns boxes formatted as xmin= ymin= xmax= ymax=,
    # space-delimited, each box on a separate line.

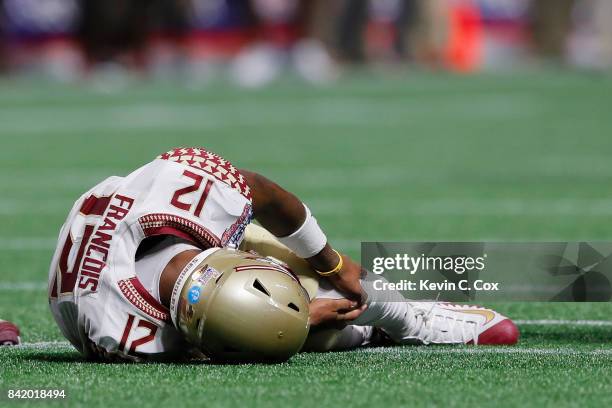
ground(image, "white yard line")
xmin=311 ymin=198 xmax=612 ymax=217
xmin=0 ymin=95 xmax=540 ymax=135
xmin=402 ymin=199 xmax=612 ymax=216
xmin=0 ymin=237 xmax=361 ymax=251
xmin=16 ymin=341 xmax=72 ymax=349
xmin=0 ymin=282 xmax=48 ymax=291
xmin=5 ymin=197 xmax=612 ymax=217
xmin=515 ymin=319 xmax=612 ymax=327
xmin=11 ymin=342 xmax=612 ymax=357
xmin=0 ymin=201 xmax=76 ymax=215
xmin=0 ymin=237 xmax=57 ymax=250
xmin=357 ymin=347 xmax=612 ymax=356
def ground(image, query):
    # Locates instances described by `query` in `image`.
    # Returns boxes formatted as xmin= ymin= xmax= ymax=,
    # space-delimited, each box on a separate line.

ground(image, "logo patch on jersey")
xmin=221 ymin=204 xmax=252 ymax=248
xmin=188 ymin=286 xmax=201 ymax=304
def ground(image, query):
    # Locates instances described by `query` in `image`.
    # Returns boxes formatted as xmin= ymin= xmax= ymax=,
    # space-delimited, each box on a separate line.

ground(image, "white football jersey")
xmin=48 ymin=147 xmax=252 ymax=361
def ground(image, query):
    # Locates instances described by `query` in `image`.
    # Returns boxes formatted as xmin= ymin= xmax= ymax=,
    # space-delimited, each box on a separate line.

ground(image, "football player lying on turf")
xmin=48 ymin=147 xmax=518 ymax=362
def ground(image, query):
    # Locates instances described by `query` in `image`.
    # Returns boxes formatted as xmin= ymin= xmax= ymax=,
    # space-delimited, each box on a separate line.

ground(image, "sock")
xmin=316 ymin=276 xmax=414 ymax=343
xmin=302 ymin=325 xmax=374 ymax=352
xmin=351 ymin=278 xmax=414 ymax=342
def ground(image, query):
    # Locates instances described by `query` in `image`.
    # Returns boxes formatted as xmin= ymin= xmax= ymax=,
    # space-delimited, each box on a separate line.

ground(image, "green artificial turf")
xmin=1 ymin=71 xmax=612 ymax=407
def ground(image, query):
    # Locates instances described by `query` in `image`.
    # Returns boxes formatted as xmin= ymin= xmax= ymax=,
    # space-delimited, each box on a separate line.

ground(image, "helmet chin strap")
xmin=169 ymin=247 xmax=220 ymax=328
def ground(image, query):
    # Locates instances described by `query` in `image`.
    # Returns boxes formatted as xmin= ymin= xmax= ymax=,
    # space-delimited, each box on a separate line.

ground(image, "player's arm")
xmin=241 ymin=170 xmax=366 ymax=303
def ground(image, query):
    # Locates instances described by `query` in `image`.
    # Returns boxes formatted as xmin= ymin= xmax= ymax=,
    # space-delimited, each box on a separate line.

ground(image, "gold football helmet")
xmin=173 ymin=248 xmax=310 ymax=362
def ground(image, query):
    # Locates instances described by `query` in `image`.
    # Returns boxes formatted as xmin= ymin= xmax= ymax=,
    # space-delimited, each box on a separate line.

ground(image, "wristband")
xmin=277 ymin=204 xmax=327 ymax=259
xmin=315 ymin=249 xmax=343 ymax=277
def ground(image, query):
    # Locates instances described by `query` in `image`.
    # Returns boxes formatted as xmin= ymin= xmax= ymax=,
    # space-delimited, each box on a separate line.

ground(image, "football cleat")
xmin=0 ymin=320 xmax=21 ymax=346
xmin=400 ymin=302 xmax=519 ymax=345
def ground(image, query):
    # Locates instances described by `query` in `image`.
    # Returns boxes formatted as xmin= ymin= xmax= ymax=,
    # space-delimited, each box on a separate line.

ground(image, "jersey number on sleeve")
xmin=119 ymin=314 xmax=158 ymax=356
xmin=170 ymin=170 xmax=214 ymax=218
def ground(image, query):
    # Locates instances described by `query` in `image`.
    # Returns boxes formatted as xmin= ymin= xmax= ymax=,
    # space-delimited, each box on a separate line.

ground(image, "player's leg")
xmin=319 ymin=277 xmax=519 ymax=345
xmin=241 ymin=224 xmax=376 ymax=350
xmin=242 ymin=224 xmax=519 ymax=346
xmin=302 ymin=325 xmax=375 ymax=352
xmin=316 ymin=278 xmax=411 ymax=343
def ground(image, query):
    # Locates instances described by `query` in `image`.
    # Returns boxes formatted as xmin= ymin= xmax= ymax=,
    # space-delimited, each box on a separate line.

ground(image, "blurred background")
xmin=0 ymin=0 xmax=611 ymax=259
xmin=1 ymin=0 xmax=612 ymax=348
xmin=0 ymin=0 xmax=611 ymax=85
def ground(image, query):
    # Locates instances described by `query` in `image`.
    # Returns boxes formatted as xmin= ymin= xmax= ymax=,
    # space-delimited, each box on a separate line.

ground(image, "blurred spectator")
xmin=593 ymin=0 xmax=612 ymax=67
xmin=0 ymin=0 xmax=7 ymax=72
xmin=78 ymin=0 xmax=191 ymax=67
xmin=530 ymin=0 xmax=575 ymax=61
xmin=338 ymin=0 xmax=453 ymax=67
xmin=0 ymin=0 xmax=610 ymax=83
xmin=231 ymin=0 xmax=339 ymax=87
xmin=0 ymin=0 xmax=81 ymax=78
xmin=78 ymin=0 xmax=153 ymax=68
xmin=567 ymin=0 xmax=612 ymax=70
xmin=336 ymin=0 xmax=368 ymax=62
xmin=409 ymin=0 xmax=451 ymax=67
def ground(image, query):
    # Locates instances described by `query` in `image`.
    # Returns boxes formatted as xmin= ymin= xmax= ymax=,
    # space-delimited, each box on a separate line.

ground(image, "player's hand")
xmin=327 ymin=254 xmax=367 ymax=303
xmin=309 ymin=298 xmax=367 ymax=326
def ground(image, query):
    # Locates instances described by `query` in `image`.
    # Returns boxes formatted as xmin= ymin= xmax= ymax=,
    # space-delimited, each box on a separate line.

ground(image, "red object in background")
xmin=0 ymin=320 xmax=21 ymax=346
xmin=260 ymin=23 xmax=300 ymax=49
xmin=181 ymin=29 xmax=257 ymax=60
xmin=445 ymin=0 xmax=483 ymax=72
xmin=365 ymin=20 xmax=398 ymax=61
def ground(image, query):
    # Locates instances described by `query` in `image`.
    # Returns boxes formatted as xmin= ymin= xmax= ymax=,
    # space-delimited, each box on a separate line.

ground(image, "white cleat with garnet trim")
xmin=399 ymin=302 xmax=519 ymax=345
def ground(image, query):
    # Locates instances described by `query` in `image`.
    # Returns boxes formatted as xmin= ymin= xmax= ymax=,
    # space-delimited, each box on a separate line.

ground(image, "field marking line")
xmin=0 ymin=94 xmax=541 ymax=134
xmin=7 ymin=197 xmax=612 ymax=217
xmin=10 ymin=342 xmax=612 ymax=357
xmin=0 ymin=237 xmax=58 ymax=251
xmin=311 ymin=198 xmax=612 ymax=217
xmin=15 ymin=341 xmax=72 ymax=349
xmin=0 ymin=237 xmax=361 ymax=251
xmin=357 ymin=347 xmax=612 ymax=356
xmin=0 ymin=282 xmax=48 ymax=290
xmin=515 ymin=319 xmax=612 ymax=327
